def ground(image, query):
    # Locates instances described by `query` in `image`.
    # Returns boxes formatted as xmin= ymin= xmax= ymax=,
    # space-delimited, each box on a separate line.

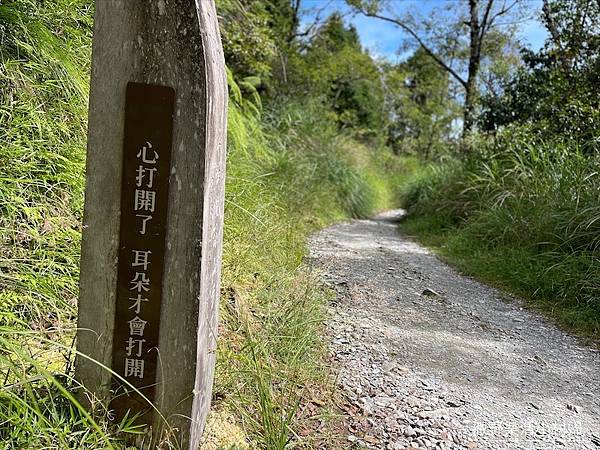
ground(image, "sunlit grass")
xmin=400 ymin=130 xmax=600 ymax=338
xmin=1 ymin=1 xmax=403 ymax=448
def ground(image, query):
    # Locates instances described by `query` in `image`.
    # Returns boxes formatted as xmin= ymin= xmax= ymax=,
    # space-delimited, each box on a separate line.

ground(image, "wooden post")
xmin=75 ymin=1 xmax=227 ymax=448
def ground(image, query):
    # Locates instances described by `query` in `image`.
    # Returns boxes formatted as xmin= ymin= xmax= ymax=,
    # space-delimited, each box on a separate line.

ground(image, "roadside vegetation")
xmin=401 ymin=132 xmax=600 ymax=336
xmin=2 ymin=0 xmax=598 ymax=448
xmin=366 ymin=0 xmax=600 ymax=337
xmin=0 ymin=0 xmax=403 ymax=448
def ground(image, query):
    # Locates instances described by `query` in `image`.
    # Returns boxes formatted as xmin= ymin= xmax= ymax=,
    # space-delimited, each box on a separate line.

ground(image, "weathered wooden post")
xmin=75 ymin=1 xmax=227 ymax=448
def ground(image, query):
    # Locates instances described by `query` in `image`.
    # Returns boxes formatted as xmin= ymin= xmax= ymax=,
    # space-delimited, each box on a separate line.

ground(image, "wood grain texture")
xmin=76 ymin=1 xmax=227 ymax=447
xmin=190 ymin=2 xmax=228 ymax=448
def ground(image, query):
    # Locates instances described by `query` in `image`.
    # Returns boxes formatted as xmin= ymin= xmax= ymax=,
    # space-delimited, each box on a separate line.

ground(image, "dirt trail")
xmin=308 ymin=210 xmax=600 ymax=450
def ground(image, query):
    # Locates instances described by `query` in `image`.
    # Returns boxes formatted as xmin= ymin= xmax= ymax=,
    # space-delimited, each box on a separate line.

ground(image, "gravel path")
xmin=308 ymin=210 xmax=600 ymax=450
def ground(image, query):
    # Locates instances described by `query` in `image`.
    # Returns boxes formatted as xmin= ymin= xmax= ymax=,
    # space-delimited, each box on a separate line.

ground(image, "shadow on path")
xmin=309 ymin=210 xmax=600 ymax=450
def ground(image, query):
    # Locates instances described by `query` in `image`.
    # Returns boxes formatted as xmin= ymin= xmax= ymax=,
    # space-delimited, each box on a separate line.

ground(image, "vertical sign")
xmin=77 ymin=2 xmax=227 ymax=445
xmin=110 ymin=82 xmax=175 ymax=421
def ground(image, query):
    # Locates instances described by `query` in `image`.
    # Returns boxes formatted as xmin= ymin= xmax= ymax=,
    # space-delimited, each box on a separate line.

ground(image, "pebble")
xmin=312 ymin=212 xmax=600 ymax=450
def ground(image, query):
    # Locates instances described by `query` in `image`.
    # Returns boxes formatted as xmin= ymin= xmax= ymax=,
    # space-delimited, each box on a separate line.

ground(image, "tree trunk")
xmin=463 ymin=75 xmax=477 ymax=139
xmin=463 ymin=0 xmax=482 ymax=143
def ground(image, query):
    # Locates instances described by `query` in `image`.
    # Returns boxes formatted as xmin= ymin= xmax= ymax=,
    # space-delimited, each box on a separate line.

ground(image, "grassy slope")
xmin=400 ymin=135 xmax=600 ymax=339
xmin=209 ymin=93 xmax=403 ymax=449
xmin=0 ymin=1 xmax=403 ymax=448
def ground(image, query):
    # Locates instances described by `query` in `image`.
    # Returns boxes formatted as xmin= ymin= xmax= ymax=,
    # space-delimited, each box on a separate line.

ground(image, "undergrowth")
xmin=400 ymin=129 xmax=600 ymax=337
xmin=0 ymin=1 xmax=402 ymax=448
xmin=209 ymin=93 xmax=402 ymax=449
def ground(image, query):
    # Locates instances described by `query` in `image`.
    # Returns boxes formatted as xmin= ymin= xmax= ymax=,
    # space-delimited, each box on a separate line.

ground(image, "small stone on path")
xmin=310 ymin=210 xmax=600 ymax=450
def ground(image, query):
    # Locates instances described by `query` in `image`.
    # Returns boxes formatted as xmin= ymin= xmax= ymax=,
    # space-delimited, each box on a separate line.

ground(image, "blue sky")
xmin=301 ymin=0 xmax=548 ymax=62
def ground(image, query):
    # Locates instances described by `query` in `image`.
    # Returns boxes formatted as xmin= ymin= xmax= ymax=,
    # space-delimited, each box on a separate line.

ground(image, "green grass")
xmin=400 ymin=130 xmax=600 ymax=338
xmin=402 ymin=217 xmax=600 ymax=337
xmin=0 ymin=1 xmax=115 ymax=447
xmin=211 ymin=96 xmax=402 ymax=449
xmin=0 ymin=1 xmax=403 ymax=448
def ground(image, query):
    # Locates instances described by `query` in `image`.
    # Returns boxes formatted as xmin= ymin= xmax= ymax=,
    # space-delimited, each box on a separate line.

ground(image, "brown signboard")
xmin=110 ymin=82 xmax=175 ymax=422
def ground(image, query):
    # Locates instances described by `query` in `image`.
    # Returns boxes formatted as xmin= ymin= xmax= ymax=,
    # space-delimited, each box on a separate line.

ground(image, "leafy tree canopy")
xmin=480 ymin=0 xmax=600 ymax=146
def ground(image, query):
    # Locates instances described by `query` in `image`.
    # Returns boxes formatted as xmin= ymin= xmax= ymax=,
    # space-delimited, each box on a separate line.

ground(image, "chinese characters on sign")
xmin=110 ymin=83 xmax=175 ymax=422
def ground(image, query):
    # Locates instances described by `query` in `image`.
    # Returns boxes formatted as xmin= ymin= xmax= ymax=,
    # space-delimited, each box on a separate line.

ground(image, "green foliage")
xmin=1 ymin=1 xmax=403 ymax=448
xmin=216 ymin=0 xmax=277 ymax=81
xmin=480 ymin=0 xmax=600 ymax=145
xmin=295 ymin=14 xmax=386 ymax=137
xmin=262 ymin=0 xmax=302 ymax=46
xmin=215 ymin=0 xmax=301 ymax=90
xmin=395 ymin=0 xmax=600 ymax=337
xmin=0 ymin=0 xmax=125 ymax=447
xmin=213 ymin=92 xmax=401 ymax=448
xmin=383 ymin=49 xmax=460 ymax=157
xmin=401 ymin=128 xmax=600 ymax=335
xmin=309 ymin=12 xmax=361 ymax=53
xmin=215 ymin=4 xmax=389 ymax=140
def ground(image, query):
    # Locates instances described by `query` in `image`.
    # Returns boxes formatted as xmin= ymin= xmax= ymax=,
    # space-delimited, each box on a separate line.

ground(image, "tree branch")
xmin=479 ymin=0 xmax=496 ymax=41
xmin=291 ymin=0 xmax=335 ymax=42
xmin=486 ymin=0 xmax=520 ymax=29
xmin=354 ymin=6 xmax=468 ymax=88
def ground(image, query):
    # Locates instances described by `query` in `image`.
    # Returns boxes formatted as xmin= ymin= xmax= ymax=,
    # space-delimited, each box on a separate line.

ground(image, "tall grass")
xmin=0 ymin=1 xmax=118 ymax=447
xmin=401 ymin=128 xmax=600 ymax=335
xmin=211 ymin=94 xmax=402 ymax=449
xmin=1 ymin=1 xmax=403 ymax=448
